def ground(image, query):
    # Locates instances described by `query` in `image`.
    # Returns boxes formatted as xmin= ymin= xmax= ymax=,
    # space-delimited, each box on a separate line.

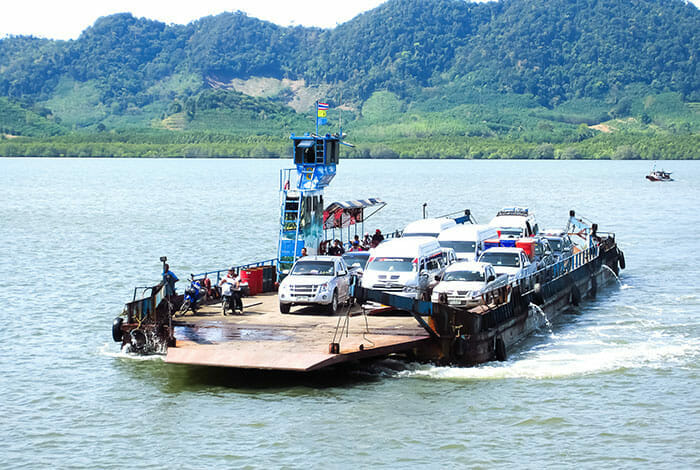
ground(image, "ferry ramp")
xmin=166 ymin=293 xmax=431 ymax=372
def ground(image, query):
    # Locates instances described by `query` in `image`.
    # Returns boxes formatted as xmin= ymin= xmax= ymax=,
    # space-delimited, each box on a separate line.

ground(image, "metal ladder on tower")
xmin=315 ymin=140 xmax=325 ymax=164
xmin=278 ymin=191 xmax=303 ymax=273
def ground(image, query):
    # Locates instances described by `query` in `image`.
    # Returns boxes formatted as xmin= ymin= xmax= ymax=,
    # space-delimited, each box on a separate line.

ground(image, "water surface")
xmin=1 ymin=158 xmax=698 ymax=468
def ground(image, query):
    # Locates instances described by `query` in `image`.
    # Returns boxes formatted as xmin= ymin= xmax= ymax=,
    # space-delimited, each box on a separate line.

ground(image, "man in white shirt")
xmin=219 ymin=268 xmax=243 ymax=314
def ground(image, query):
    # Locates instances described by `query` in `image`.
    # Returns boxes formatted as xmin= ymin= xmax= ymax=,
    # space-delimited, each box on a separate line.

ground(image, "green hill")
xmin=0 ymin=0 xmax=698 ymax=158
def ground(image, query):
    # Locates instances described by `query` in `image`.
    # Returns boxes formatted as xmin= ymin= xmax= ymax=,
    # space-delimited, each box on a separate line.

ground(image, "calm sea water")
xmin=1 ymin=157 xmax=698 ymax=468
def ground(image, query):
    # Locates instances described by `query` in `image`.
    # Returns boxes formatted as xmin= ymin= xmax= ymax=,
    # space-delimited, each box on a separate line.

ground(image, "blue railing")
xmin=192 ymin=258 xmax=278 ymax=285
xmin=507 ymin=244 xmax=601 ymax=294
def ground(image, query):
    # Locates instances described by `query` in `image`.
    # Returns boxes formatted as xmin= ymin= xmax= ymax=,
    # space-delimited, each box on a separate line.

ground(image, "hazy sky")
xmin=1 ymin=0 xmax=698 ymax=40
xmin=1 ymin=0 xmax=389 ymax=40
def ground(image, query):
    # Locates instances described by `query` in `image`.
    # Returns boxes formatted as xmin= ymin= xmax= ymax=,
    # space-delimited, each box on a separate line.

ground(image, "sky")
xmin=1 ymin=0 xmax=389 ymax=40
xmin=2 ymin=0 xmax=698 ymax=40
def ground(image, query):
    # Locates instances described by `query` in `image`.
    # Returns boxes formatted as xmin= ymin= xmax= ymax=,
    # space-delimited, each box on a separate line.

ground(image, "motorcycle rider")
xmin=219 ymin=268 xmax=243 ymax=315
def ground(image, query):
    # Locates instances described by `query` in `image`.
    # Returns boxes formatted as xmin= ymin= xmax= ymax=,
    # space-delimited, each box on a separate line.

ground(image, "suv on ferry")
xmin=478 ymin=247 xmax=536 ymax=281
xmin=489 ymin=207 xmax=539 ymax=238
xmin=361 ymin=237 xmax=450 ymax=298
xmin=278 ymin=256 xmax=352 ymax=314
xmin=539 ymin=230 xmax=574 ymax=261
xmin=431 ymin=261 xmax=508 ymax=308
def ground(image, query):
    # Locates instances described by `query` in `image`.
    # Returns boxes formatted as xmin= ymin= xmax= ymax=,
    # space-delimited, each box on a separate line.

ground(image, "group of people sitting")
xmin=318 ymin=229 xmax=386 ymax=255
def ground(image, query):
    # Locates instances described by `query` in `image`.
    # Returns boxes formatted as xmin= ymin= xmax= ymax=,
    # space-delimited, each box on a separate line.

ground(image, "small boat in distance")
xmin=646 ymin=168 xmax=673 ymax=182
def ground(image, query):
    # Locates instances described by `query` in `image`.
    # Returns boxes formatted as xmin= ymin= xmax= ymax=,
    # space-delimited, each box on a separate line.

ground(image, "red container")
xmin=516 ymin=238 xmax=535 ymax=260
xmin=239 ymin=269 xmax=252 ymax=295
xmin=249 ymin=268 xmax=263 ymax=296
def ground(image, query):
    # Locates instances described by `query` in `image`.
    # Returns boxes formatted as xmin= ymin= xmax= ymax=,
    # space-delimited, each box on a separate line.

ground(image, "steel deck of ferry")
xmin=166 ymin=293 xmax=431 ymax=371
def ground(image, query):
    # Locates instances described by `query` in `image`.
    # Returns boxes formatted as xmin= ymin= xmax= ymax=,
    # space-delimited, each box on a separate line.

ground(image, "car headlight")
xmin=319 ymin=282 xmax=329 ymax=293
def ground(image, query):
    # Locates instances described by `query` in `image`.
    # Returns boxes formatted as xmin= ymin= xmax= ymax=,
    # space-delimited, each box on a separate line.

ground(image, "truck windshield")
xmin=443 ymin=270 xmax=484 ymax=282
xmin=439 ymin=240 xmax=476 ymax=253
xmin=342 ymin=253 xmax=369 ymax=269
xmin=546 ymin=238 xmax=563 ymax=251
xmin=499 ymin=228 xmax=522 ymax=237
xmin=480 ymin=252 xmax=521 ymax=267
xmin=291 ymin=261 xmax=335 ymax=276
xmin=366 ymin=257 xmax=415 ymax=272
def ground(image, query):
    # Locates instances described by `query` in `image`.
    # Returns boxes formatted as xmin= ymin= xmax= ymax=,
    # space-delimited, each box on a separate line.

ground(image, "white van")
xmin=401 ymin=217 xmax=457 ymax=238
xmin=437 ymin=224 xmax=498 ymax=262
xmin=361 ymin=237 xmax=447 ymax=298
xmin=488 ymin=207 xmax=539 ymax=238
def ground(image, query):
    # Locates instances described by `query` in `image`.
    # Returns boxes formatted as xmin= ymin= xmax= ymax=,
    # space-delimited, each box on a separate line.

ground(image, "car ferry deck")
xmin=166 ymin=293 xmax=432 ymax=372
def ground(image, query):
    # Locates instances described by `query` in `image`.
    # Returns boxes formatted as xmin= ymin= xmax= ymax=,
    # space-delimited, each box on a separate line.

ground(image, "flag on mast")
xmin=316 ymin=101 xmax=329 ymax=127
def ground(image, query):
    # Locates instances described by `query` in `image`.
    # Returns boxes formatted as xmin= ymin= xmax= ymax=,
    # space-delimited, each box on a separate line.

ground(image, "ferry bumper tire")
xmin=617 ymin=249 xmax=626 ymax=270
xmin=112 ymin=317 xmax=123 ymax=342
xmin=130 ymin=329 xmax=147 ymax=352
xmin=532 ymin=283 xmax=545 ymax=306
xmin=571 ymin=285 xmax=581 ymax=306
xmin=495 ymin=337 xmax=507 ymax=362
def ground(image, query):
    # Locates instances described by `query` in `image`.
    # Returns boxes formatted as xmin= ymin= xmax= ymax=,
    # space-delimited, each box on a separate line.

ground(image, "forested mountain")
xmin=0 ymin=0 xmax=698 ymax=158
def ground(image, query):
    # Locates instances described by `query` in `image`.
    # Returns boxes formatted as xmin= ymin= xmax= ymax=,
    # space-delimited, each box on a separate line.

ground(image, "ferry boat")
xmin=112 ymin=124 xmax=626 ymax=372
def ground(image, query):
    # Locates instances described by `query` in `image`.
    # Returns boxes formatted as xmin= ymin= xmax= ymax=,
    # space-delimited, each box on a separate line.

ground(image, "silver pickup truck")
xmin=430 ymin=261 xmax=508 ymax=308
xmin=278 ymin=255 xmax=352 ymax=314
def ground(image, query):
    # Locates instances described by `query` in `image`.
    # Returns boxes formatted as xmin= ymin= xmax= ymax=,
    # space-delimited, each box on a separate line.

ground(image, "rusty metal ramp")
xmin=165 ymin=293 xmax=431 ymax=372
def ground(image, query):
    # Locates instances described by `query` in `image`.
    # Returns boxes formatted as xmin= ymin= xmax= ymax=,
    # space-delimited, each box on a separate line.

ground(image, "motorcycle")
xmin=178 ymin=276 xmax=203 ymax=316
xmin=220 ymin=278 xmax=243 ymax=316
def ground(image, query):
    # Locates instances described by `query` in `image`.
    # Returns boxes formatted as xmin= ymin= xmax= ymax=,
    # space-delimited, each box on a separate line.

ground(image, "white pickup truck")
xmin=477 ymin=247 xmax=537 ymax=281
xmin=431 ymin=261 xmax=508 ymax=308
xmin=278 ymin=255 xmax=352 ymax=314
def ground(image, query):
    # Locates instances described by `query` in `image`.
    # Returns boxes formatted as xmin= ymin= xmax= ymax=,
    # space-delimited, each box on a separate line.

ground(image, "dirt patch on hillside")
xmin=590 ymin=123 xmax=615 ymax=133
xmin=206 ymin=76 xmax=336 ymax=113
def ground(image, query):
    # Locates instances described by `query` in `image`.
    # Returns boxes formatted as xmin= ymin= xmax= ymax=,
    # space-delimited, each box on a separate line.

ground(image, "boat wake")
xmin=395 ymin=334 xmax=699 ymax=381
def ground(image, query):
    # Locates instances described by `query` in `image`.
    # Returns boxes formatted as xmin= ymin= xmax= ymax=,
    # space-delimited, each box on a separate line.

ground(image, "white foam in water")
xmin=98 ymin=343 xmax=165 ymax=362
xmin=397 ymin=335 xmax=700 ymax=381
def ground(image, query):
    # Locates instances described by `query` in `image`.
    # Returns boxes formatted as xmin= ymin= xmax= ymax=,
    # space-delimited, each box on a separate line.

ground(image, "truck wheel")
xmin=280 ymin=303 xmax=291 ymax=314
xmin=327 ymin=291 xmax=338 ymax=315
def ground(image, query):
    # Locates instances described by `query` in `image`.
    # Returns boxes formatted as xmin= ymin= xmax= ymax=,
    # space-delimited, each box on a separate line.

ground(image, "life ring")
xmin=495 ymin=337 xmax=507 ymax=362
xmin=618 ymin=249 xmax=626 ymax=270
xmin=112 ymin=317 xmax=124 ymax=342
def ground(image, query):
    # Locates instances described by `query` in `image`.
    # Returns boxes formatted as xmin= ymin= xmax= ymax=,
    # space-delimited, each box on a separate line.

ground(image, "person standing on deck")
xmin=371 ymin=229 xmax=384 ymax=248
xmin=219 ymin=268 xmax=243 ymax=314
xmin=162 ymin=264 xmax=178 ymax=296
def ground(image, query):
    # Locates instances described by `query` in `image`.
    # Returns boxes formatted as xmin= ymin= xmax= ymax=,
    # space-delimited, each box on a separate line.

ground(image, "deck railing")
xmin=192 ymin=258 xmax=278 ymax=284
